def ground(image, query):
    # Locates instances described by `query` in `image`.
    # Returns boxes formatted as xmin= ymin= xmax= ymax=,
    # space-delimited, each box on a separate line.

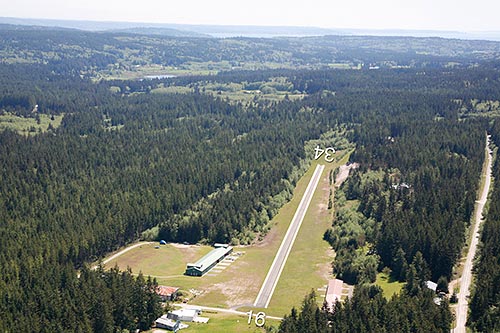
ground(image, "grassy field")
xmin=150 ymin=85 xmax=194 ymax=94
xmin=103 ymin=149 xmax=353 ymax=330
xmin=105 ymin=243 xmax=212 ymax=278
xmin=95 ymin=63 xmax=214 ymax=81
xmin=0 ymin=113 xmax=64 ymax=135
xmin=374 ymin=272 xmax=404 ymax=299
xmin=182 ymin=312 xmax=280 ymax=333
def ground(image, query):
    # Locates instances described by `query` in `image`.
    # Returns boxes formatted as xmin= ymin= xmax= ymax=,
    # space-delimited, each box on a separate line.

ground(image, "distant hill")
xmin=0 ymin=23 xmax=76 ymax=32
xmin=169 ymin=24 xmax=343 ymax=37
xmin=0 ymin=17 xmax=339 ymax=37
xmin=3 ymin=16 xmax=500 ymax=41
xmin=0 ymin=17 xmax=209 ymax=37
xmin=106 ymin=27 xmax=210 ymax=38
xmin=2 ymin=23 xmax=500 ymax=72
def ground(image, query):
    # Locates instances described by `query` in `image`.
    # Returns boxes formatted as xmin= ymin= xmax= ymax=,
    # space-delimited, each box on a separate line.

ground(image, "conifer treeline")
xmin=276 ymin=287 xmax=452 ymax=333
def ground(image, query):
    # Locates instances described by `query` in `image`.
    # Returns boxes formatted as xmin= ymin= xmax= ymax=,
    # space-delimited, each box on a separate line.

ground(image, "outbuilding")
xmin=156 ymin=285 xmax=180 ymax=302
xmin=325 ymin=279 xmax=344 ymax=310
xmin=426 ymin=280 xmax=438 ymax=292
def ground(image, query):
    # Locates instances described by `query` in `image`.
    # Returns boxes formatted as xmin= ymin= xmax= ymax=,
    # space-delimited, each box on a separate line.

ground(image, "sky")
xmin=2 ymin=0 xmax=500 ymax=32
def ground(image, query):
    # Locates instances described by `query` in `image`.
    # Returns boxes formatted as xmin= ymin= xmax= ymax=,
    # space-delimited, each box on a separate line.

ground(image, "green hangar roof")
xmin=185 ymin=244 xmax=233 ymax=276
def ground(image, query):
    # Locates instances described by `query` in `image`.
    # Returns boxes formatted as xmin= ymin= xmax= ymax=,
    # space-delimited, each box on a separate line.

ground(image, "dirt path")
xmin=453 ymin=134 xmax=493 ymax=333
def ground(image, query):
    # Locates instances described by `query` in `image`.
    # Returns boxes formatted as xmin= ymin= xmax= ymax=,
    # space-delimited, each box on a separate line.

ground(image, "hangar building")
xmin=185 ymin=244 xmax=233 ymax=277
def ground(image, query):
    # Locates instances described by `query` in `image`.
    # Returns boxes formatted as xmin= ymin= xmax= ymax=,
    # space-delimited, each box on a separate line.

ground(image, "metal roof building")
xmin=185 ymin=244 xmax=233 ymax=276
xmin=426 ymin=280 xmax=438 ymax=292
xmin=155 ymin=317 xmax=180 ymax=331
xmin=325 ymin=279 xmax=344 ymax=310
xmin=167 ymin=308 xmax=201 ymax=322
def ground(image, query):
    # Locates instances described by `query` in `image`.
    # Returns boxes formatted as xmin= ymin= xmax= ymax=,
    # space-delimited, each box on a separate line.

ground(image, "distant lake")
xmin=144 ymin=74 xmax=177 ymax=79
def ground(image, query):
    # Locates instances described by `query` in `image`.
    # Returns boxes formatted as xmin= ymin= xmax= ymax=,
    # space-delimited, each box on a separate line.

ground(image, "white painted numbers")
xmin=255 ymin=312 xmax=266 ymax=327
xmin=247 ymin=310 xmax=266 ymax=327
xmin=314 ymin=145 xmax=336 ymax=162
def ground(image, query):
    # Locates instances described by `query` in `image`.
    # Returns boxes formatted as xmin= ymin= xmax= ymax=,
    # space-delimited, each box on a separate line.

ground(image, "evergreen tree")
xmin=392 ymin=247 xmax=408 ymax=281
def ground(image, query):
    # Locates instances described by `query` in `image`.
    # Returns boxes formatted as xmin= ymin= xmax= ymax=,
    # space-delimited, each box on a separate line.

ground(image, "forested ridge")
xmin=1 ymin=26 xmax=500 ymax=331
xmin=3 ymin=25 xmax=500 ymax=76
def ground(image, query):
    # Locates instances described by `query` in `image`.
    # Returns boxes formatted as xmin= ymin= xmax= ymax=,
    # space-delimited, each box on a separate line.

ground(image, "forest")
xmin=0 ymin=25 xmax=500 ymax=331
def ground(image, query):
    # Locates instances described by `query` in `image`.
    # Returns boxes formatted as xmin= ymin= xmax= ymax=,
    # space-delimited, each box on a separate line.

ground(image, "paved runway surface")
xmin=254 ymin=164 xmax=325 ymax=308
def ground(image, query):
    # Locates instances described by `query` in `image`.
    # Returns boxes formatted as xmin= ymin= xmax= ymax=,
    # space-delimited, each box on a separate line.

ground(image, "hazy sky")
xmin=3 ymin=0 xmax=499 ymax=31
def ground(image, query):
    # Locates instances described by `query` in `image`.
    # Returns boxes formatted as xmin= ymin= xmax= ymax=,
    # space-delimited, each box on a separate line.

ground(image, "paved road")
xmin=453 ymin=134 xmax=492 ymax=333
xmin=254 ymin=164 xmax=325 ymax=308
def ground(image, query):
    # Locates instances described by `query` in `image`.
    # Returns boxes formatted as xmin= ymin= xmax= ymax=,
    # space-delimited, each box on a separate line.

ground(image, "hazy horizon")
xmin=2 ymin=0 xmax=499 ymax=33
xmin=4 ymin=15 xmax=500 ymax=42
